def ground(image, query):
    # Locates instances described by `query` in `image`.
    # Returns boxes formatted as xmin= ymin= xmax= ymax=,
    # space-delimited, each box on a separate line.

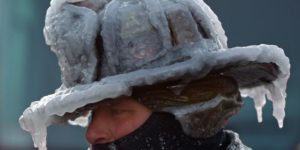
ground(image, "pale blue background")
xmin=0 ymin=0 xmax=299 ymax=149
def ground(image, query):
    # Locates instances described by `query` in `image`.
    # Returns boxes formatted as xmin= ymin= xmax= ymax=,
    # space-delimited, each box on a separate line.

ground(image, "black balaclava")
xmin=91 ymin=112 xmax=230 ymax=150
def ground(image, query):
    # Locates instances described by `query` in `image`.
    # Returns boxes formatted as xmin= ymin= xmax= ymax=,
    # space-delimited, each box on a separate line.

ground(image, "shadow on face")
xmin=85 ymin=96 xmax=152 ymax=145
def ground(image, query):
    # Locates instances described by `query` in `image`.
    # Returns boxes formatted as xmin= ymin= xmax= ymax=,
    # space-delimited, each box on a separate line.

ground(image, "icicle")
xmin=241 ymin=74 xmax=288 ymax=128
xmin=253 ymin=92 xmax=267 ymax=123
xmin=19 ymin=109 xmax=49 ymax=150
xmin=32 ymin=128 xmax=47 ymax=150
xmin=241 ymin=87 xmax=267 ymax=123
xmin=265 ymin=79 xmax=287 ymax=128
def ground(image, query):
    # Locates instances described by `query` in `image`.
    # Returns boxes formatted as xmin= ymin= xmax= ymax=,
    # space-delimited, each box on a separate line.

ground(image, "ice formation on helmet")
xmin=68 ymin=111 xmax=91 ymax=127
xmin=19 ymin=44 xmax=290 ymax=150
xmin=238 ymin=46 xmax=290 ymax=128
xmin=44 ymin=1 xmax=101 ymax=87
xmin=19 ymin=0 xmax=290 ymax=149
xmin=241 ymin=87 xmax=267 ymax=123
xmin=225 ymin=45 xmax=290 ymax=128
xmin=240 ymin=76 xmax=288 ymax=128
xmin=51 ymin=0 xmax=106 ymax=10
xmin=19 ymin=82 xmax=131 ymax=150
xmin=66 ymin=0 xmax=87 ymax=3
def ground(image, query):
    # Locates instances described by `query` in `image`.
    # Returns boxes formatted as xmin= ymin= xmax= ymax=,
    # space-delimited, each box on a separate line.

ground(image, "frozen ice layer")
xmin=66 ymin=0 xmax=87 ymax=3
xmin=50 ymin=0 xmax=110 ymax=11
xmin=238 ymin=46 xmax=290 ymax=128
xmin=240 ymin=87 xmax=267 ymax=123
xmin=68 ymin=111 xmax=91 ymax=127
xmin=19 ymin=0 xmax=290 ymax=149
xmin=19 ymin=44 xmax=290 ymax=150
xmin=19 ymin=83 xmax=131 ymax=150
xmin=44 ymin=2 xmax=100 ymax=87
xmin=99 ymin=0 xmax=228 ymax=78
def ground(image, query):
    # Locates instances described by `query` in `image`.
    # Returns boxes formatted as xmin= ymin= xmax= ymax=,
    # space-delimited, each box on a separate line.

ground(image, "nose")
xmin=85 ymin=116 xmax=115 ymax=144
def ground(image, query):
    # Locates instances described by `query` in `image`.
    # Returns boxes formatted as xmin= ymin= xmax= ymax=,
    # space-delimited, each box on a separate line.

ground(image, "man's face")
xmin=85 ymin=96 xmax=152 ymax=145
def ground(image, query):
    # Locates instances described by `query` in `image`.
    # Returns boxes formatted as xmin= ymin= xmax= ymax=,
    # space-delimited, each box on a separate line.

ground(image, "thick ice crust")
xmin=44 ymin=3 xmax=100 ymax=87
xmin=19 ymin=0 xmax=290 ymax=149
xmin=45 ymin=0 xmax=228 ymax=85
xmin=20 ymin=44 xmax=290 ymax=150
xmin=100 ymin=0 xmax=227 ymax=77
xmin=44 ymin=0 xmax=112 ymax=88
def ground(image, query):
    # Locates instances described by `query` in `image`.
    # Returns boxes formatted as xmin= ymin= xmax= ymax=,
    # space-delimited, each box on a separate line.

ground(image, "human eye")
xmin=110 ymin=108 xmax=127 ymax=116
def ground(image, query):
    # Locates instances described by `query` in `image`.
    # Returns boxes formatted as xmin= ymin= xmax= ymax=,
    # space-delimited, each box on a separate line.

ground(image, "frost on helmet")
xmin=19 ymin=0 xmax=290 ymax=149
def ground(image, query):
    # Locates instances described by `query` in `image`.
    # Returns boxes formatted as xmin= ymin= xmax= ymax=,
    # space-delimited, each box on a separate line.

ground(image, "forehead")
xmin=92 ymin=97 xmax=139 ymax=110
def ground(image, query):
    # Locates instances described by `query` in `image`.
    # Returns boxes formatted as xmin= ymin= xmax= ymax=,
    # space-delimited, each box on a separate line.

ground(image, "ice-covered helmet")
xmin=44 ymin=0 xmax=228 ymax=88
xmin=19 ymin=0 xmax=290 ymax=149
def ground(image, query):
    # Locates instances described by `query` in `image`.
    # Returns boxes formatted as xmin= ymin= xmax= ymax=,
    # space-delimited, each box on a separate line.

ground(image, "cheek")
xmin=113 ymin=117 xmax=137 ymax=139
xmin=88 ymin=110 xmax=115 ymax=135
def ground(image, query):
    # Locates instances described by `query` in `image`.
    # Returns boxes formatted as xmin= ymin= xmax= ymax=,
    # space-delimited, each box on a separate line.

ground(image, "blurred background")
xmin=0 ymin=0 xmax=299 ymax=150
